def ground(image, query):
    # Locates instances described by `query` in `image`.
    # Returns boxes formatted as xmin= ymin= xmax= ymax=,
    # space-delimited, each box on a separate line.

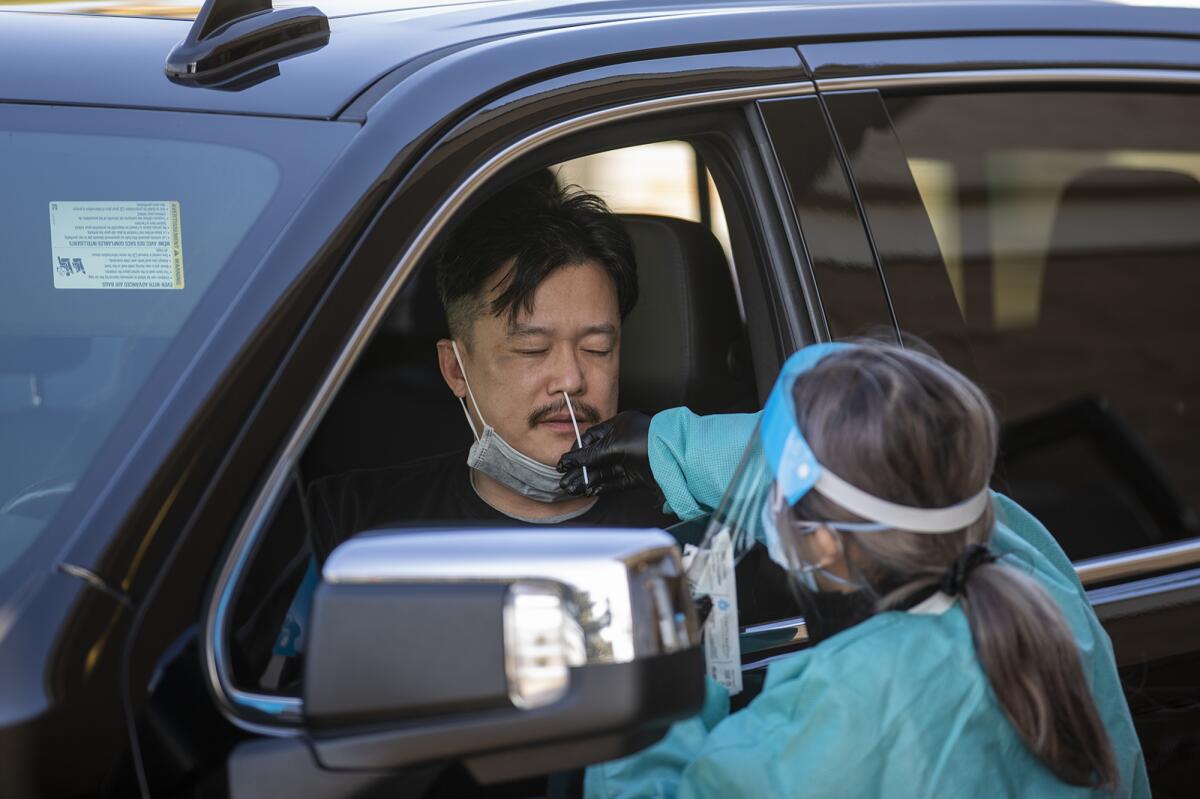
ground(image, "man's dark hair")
xmin=435 ymin=170 xmax=638 ymax=343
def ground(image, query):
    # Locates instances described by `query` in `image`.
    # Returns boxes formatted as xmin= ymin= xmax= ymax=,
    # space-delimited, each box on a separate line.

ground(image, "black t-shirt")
xmin=307 ymin=447 xmax=678 ymax=559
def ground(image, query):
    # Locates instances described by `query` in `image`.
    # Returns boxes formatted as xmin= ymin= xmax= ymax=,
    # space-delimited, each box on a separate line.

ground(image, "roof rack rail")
xmin=165 ymin=0 xmax=329 ymax=88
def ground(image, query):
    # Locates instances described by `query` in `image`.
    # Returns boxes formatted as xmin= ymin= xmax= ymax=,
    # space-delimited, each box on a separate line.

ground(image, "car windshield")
xmin=0 ymin=105 xmax=354 ymax=586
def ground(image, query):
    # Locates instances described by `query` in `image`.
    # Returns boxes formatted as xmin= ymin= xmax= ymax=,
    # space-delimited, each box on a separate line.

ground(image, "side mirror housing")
xmin=230 ymin=528 xmax=703 ymax=794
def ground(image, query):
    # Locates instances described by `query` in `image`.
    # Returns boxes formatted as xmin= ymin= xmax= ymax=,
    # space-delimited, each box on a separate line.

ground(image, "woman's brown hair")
xmin=789 ymin=342 xmax=1119 ymax=790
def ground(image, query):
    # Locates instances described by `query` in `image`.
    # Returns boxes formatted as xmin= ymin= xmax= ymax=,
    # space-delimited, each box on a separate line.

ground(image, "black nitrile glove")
xmin=557 ymin=410 xmax=654 ymax=497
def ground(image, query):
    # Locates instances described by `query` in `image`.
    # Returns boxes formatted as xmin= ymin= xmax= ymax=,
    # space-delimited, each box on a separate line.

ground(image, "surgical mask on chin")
xmin=452 ymin=341 xmax=573 ymax=504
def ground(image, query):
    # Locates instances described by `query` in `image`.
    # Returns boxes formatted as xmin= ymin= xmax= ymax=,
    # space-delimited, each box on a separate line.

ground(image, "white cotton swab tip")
xmin=563 ymin=391 xmax=589 ymax=486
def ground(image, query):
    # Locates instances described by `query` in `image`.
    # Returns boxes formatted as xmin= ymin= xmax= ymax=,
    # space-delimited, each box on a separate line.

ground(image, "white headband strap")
xmin=814 ymin=469 xmax=990 ymax=533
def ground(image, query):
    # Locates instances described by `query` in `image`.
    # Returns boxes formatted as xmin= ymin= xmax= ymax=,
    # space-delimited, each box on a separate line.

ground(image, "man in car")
xmin=307 ymin=171 xmax=675 ymax=558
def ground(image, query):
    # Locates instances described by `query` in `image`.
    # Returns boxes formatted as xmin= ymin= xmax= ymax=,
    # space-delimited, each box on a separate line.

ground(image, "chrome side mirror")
xmin=291 ymin=528 xmax=702 ymax=784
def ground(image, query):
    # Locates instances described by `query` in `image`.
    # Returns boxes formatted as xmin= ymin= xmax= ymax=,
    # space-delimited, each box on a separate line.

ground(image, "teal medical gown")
xmin=584 ymin=407 xmax=1150 ymax=799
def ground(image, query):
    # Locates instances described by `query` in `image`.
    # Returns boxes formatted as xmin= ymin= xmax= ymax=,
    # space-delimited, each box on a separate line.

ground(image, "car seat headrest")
xmin=1048 ymin=167 xmax=1200 ymax=258
xmin=618 ymin=214 xmax=755 ymax=415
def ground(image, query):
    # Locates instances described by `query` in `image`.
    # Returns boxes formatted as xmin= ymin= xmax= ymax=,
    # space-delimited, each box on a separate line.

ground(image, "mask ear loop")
xmin=800 ymin=527 xmax=860 ymax=590
xmin=451 ymin=340 xmax=486 ymax=441
xmin=773 ymin=486 xmax=864 ymax=591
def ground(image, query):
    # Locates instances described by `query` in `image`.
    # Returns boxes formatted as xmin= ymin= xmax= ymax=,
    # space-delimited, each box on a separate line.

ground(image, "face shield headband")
xmin=760 ymin=344 xmax=991 ymax=534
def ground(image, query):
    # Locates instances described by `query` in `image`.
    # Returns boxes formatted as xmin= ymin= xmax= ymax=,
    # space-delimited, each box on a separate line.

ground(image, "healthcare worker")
xmin=560 ymin=342 xmax=1150 ymax=798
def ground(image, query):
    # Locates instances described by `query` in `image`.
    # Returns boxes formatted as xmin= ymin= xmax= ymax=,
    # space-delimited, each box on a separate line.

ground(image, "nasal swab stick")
xmin=563 ymin=391 xmax=589 ymax=486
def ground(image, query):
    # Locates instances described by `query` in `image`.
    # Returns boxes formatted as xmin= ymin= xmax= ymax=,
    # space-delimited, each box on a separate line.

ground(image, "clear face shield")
xmin=687 ymin=344 xmax=990 ymax=693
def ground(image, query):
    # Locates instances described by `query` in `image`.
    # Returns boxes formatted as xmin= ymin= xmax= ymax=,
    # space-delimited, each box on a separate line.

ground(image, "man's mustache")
xmin=528 ymin=398 xmax=601 ymax=428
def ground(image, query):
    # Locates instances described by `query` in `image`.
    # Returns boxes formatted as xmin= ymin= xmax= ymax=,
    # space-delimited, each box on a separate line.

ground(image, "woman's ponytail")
xmin=963 ymin=562 xmax=1119 ymax=790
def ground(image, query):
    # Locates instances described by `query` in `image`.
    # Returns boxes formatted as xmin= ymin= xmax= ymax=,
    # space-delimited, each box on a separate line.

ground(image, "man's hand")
xmin=558 ymin=410 xmax=654 ymax=496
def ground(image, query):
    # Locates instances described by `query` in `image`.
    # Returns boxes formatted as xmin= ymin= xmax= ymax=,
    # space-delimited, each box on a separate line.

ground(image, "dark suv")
xmin=2 ymin=0 xmax=1199 ymax=796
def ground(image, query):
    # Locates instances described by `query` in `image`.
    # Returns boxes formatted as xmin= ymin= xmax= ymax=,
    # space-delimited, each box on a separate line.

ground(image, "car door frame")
xmin=195 ymin=44 xmax=848 ymax=753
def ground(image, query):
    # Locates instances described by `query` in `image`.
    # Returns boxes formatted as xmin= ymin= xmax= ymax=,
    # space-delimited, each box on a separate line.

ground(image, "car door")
xmin=801 ymin=33 xmax=1200 ymax=795
xmin=191 ymin=33 xmax=859 ymax=799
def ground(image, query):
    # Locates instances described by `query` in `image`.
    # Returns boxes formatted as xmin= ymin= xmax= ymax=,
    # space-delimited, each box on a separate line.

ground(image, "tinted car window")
xmin=877 ymin=91 xmax=1200 ymax=560
xmin=0 ymin=108 xmax=353 ymax=591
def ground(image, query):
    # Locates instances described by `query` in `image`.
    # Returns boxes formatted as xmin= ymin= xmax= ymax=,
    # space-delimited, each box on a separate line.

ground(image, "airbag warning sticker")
xmin=49 ymin=201 xmax=184 ymax=290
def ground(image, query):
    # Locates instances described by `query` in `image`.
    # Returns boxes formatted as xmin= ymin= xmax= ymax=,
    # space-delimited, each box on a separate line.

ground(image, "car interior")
xmin=991 ymin=166 xmax=1200 ymax=560
xmin=212 ymin=132 xmax=809 ymax=799
xmin=230 ymin=134 xmax=790 ymax=698
xmin=886 ymin=91 xmax=1200 ymax=566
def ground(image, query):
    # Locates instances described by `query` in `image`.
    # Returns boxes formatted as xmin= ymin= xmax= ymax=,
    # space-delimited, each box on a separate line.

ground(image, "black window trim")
xmin=820 ymin=65 xmax=1200 ymax=586
xmin=203 ymin=78 xmax=818 ymax=735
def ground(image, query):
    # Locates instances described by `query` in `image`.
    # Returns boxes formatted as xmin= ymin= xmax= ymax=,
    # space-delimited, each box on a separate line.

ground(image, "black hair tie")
xmin=940 ymin=544 xmax=997 ymax=597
